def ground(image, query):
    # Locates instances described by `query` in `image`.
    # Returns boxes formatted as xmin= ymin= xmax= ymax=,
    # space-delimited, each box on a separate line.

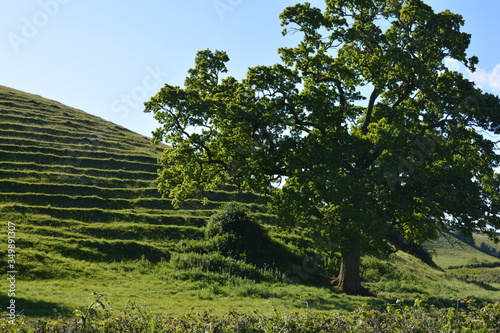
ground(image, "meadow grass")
xmin=3 ymin=249 xmax=499 ymax=319
xmin=11 ymin=259 xmax=380 ymax=318
xmin=363 ymin=252 xmax=500 ymax=306
xmin=0 ymin=161 xmax=158 ymax=180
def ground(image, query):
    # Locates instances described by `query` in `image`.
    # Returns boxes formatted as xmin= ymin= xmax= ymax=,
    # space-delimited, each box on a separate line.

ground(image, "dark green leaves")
xmin=146 ymin=0 xmax=500 ymax=254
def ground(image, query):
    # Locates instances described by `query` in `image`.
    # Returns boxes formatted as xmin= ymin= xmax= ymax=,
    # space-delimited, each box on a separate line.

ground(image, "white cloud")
xmin=444 ymin=58 xmax=464 ymax=72
xmin=470 ymin=64 xmax=500 ymax=94
xmin=444 ymin=58 xmax=500 ymax=95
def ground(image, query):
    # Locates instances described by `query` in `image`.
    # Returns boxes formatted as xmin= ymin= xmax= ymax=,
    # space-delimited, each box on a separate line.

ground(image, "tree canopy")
xmin=145 ymin=0 xmax=500 ymax=294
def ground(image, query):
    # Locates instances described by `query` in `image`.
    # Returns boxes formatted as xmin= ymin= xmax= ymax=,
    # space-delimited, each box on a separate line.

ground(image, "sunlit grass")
xmin=14 ymin=265 xmax=377 ymax=318
xmin=5 ymin=249 xmax=499 ymax=319
xmin=423 ymin=232 xmax=500 ymax=268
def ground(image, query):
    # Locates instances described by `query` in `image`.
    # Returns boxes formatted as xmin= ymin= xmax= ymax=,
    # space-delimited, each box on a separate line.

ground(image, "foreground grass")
xmin=2 ymin=298 xmax=499 ymax=332
xmin=4 ymin=251 xmax=500 ymax=320
xmin=12 ymin=271 xmax=379 ymax=318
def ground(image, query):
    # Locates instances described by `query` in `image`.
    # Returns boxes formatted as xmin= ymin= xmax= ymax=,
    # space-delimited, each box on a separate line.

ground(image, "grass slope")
xmin=0 ymin=85 xmax=263 ymax=272
xmin=1 ymin=85 xmax=499 ymax=319
xmin=423 ymin=231 xmax=500 ymax=285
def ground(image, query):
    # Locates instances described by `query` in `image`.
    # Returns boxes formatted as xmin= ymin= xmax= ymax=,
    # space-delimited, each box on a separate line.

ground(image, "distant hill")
xmin=0 ymin=85 xmax=265 ymax=279
xmin=424 ymin=230 xmax=500 ymax=268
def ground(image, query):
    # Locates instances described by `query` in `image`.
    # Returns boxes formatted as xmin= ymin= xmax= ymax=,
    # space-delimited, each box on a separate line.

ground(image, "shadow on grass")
xmin=282 ymin=291 xmax=389 ymax=313
xmin=466 ymin=280 xmax=500 ymax=291
xmin=0 ymin=295 xmax=70 ymax=318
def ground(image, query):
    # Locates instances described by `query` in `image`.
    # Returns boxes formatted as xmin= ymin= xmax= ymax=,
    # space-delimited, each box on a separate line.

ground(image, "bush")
xmin=205 ymin=204 xmax=269 ymax=259
xmin=362 ymin=256 xmax=401 ymax=282
xmin=204 ymin=204 xmax=302 ymax=272
xmin=205 ymin=203 xmax=267 ymax=240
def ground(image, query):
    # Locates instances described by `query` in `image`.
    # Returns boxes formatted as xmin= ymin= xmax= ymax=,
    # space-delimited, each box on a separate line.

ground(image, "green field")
xmin=1 ymin=85 xmax=499 ymax=328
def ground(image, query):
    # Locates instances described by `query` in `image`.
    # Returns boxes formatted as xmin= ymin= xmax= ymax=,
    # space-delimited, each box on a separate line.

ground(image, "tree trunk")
xmin=333 ymin=241 xmax=369 ymax=295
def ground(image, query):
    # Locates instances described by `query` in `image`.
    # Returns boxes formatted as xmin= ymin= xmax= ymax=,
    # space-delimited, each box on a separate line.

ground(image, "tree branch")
xmin=392 ymin=81 xmax=415 ymax=109
xmin=284 ymin=100 xmax=322 ymax=134
xmin=356 ymin=148 xmax=384 ymax=170
xmin=361 ymin=88 xmax=380 ymax=135
xmin=422 ymin=118 xmax=457 ymax=132
xmin=263 ymin=167 xmax=288 ymax=177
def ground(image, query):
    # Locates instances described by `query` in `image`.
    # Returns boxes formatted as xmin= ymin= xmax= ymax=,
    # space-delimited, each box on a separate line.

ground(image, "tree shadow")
xmin=466 ymin=280 xmax=500 ymax=291
xmin=279 ymin=289 xmax=391 ymax=313
xmin=0 ymin=295 xmax=71 ymax=318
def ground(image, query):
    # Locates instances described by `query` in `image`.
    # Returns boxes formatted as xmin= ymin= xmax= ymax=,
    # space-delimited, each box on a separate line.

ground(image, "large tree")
xmin=145 ymin=0 xmax=500 ymax=294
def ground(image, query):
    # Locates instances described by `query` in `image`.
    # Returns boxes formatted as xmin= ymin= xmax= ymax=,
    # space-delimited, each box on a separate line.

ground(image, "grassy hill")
xmin=1 ymin=85 xmax=499 ymax=319
xmin=0 ymin=85 xmax=302 ymax=315
xmin=0 ymin=85 xmax=208 ymax=273
xmin=423 ymin=230 xmax=500 ymax=285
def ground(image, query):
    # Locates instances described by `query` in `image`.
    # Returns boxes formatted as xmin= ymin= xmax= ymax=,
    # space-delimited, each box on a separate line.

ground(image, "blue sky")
xmin=1 ymin=0 xmax=499 ymax=138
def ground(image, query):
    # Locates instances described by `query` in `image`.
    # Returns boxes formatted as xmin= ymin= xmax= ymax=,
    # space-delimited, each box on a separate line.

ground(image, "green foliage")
xmin=205 ymin=204 xmax=266 ymax=240
xmin=2 ymin=297 xmax=499 ymax=332
xmin=362 ymin=256 xmax=401 ymax=282
xmin=204 ymin=204 xmax=303 ymax=272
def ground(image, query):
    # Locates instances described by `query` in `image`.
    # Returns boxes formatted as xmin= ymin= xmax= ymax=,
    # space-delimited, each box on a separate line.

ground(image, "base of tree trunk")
xmin=331 ymin=243 xmax=373 ymax=296
xmin=330 ymin=277 xmax=373 ymax=296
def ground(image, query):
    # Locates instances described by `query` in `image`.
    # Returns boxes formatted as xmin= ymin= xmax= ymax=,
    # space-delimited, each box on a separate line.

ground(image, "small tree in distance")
xmin=145 ymin=0 xmax=500 ymax=295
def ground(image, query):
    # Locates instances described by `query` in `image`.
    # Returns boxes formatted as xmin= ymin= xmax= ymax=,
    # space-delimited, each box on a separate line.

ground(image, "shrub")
xmin=205 ymin=204 xmax=269 ymax=260
xmin=361 ymin=256 xmax=401 ymax=282
xmin=205 ymin=204 xmax=302 ymax=272
xmin=205 ymin=203 xmax=267 ymax=240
